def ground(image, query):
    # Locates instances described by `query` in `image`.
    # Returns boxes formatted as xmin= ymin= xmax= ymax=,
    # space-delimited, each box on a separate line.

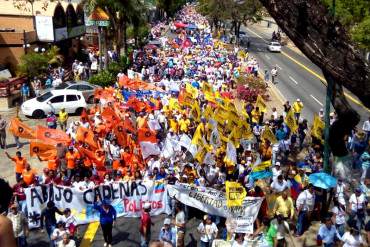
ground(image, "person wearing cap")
xmin=292 ymin=99 xmax=304 ymax=122
xmin=295 ymin=184 xmax=316 ymax=236
xmin=58 ymin=108 xmax=69 ymax=131
xmin=93 ymin=196 xmax=116 ymax=247
xmin=7 ymin=203 xmax=28 ymax=247
xmin=340 ymin=225 xmax=365 ymax=247
xmin=348 ymin=187 xmax=367 ymax=230
xmin=197 ymin=215 xmax=218 ymax=247
xmin=140 ymin=202 xmax=152 ymax=247
xmin=158 ymin=218 xmax=174 ymax=246
xmin=317 ymin=216 xmax=340 ymax=246
xmin=271 ymin=162 xmax=282 ymax=182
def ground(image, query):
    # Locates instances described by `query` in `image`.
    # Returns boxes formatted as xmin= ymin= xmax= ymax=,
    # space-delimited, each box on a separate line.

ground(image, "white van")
xmin=21 ymin=89 xmax=87 ymax=118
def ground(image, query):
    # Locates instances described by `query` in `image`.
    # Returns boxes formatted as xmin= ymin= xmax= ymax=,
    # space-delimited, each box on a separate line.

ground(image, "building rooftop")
xmin=0 ymin=0 xmax=79 ymax=17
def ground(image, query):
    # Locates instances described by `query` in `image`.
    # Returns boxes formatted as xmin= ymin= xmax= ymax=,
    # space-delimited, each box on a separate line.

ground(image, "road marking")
xmin=310 ymin=94 xmax=323 ymax=106
xmin=248 ymin=25 xmax=368 ymax=112
xmin=281 ymin=51 xmax=370 ymax=112
xmin=80 ymin=222 xmax=100 ymax=247
xmin=276 ymin=64 xmax=282 ymax=70
xmin=289 ymin=76 xmax=298 ymax=85
xmin=247 ymin=28 xmax=267 ymax=41
xmin=265 ymin=54 xmax=271 ymax=60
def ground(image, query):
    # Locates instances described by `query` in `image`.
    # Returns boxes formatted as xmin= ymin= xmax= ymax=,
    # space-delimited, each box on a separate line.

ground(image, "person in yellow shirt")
xmin=136 ymin=113 xmax=147 ymax=129
xmin=178 ymin=116 xmax=190 ymax=133
xmin=58 ymin=108 xmax=69 ymax=131
xmin=292 ymin=98 xmax=304 ymax=122
xmin=272 ymin=190 xmax=294 ymax=220
xmin=251 ymin=107 xmax=261 ymax=125
xmin=169 ymin=117 xmax=178 ymax=133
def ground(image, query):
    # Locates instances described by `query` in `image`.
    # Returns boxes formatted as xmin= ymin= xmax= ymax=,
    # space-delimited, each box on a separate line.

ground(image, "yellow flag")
xmin=261 ymin=126 xmax=278 ymax=144
xmin=203 ymin=105 xmax=213 ymax=120
xmin=311 ymin=114 xmax=324 ymax=143
xmin=191 ymin=101 xmax=201 ymax=122
xmin=186 ymin=83 xmax=198 ymax=99
xmin=195 ymin=147 xmax=206 ymax=163
xmin=225 ymin=181 xmax=246 ymax=207
xmin=202 ymin=82 xmax=213 ymax=94
xmin=285 ymin=109 xmax=298 ymax=133
xmin=238 ymin=120 xmax=253 ymax=140
xmin=168 ymin=98 xmax=180 ymax=111
xmin=255 ymin=95 xmax=267 ymax=113
xmin=234 ymin=99 xmax=249 ymax=120
xmin=252 ymin=160 xmax=272 ymax=172
xmin=192 ymin=124 xmax=204 ymax=145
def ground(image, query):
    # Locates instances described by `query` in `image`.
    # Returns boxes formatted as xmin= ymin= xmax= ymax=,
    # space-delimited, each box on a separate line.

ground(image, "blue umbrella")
xmin=308 ymin=172 xmax=337 ymax=189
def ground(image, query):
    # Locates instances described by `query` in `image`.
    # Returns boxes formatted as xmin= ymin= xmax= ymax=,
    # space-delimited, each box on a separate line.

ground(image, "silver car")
xmin=43 ymin=81 xmax=100 ymax=103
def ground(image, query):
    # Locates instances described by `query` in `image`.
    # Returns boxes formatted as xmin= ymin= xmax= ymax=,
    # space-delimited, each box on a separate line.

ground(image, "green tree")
xmin=17 ymin=46 xmax=63 ymax=78
xmin=323 ymin=0 xmax=370 ymax=49
xmin=156 ymin=0 xmax=186 ymax=18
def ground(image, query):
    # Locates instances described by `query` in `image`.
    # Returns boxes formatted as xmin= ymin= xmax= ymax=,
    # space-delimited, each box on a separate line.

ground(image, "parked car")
xmin=21 ymin=89 xmax=87 ymax=118
xmin=267 ymin=41 xmax=282 ymax=52
xmin=42 ymin=81 xmax=100 ymax=103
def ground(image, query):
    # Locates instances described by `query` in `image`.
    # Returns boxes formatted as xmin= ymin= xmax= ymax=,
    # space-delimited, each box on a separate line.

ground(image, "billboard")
xmin=35 ymin=16 xmax=54 ymax=42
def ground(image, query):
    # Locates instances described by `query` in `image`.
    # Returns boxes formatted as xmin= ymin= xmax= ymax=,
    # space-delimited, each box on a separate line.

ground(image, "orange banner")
xmin=76 ymin=126 xmax=98 ymax=150
xmin=35 ymin=125 xmax=71 ymax=145
xmin=138 ymin=128 xmax=157 ymax=143
xmin=30 ymin=141 xmax=57 ymax=160
xmin=9 ymin=118 xmax=35 ymax=139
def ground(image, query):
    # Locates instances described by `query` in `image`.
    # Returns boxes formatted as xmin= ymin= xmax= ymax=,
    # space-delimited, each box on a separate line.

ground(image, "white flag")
xmin=140 ymin=141 xmax=160 ymax=159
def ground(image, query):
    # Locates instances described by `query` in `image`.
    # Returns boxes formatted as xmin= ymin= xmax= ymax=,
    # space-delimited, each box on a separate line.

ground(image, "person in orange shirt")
xmin=37 ymin=155 xmax=59 ymax=172
xmin=21 ymin=163 xmax=37 ymax=186
xmin=5 ymin=151 xmax=27 ymax=181
xmin=94 ymin=149 xmax=105 ymax=169
xmin=65 ymin=146 xmax=80 ymax=179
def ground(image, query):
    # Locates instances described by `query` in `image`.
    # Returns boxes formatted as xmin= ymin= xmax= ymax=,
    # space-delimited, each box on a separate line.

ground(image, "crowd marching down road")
xmin=0 ymin=3 xmax=369 ymax=247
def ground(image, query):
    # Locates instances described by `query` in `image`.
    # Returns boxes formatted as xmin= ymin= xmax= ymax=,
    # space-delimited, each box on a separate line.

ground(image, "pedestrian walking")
xmin=93 ymin=196 xmax=116 ymax=247
xmin=40 ymin=201 xmax=64 ymax=247
xmin=57 ymin=233 xmax=76 ymax=247
xmin=58 ymin=108 xmax=68 ymax=131
xmin=295 ymin=184 xmax=315 ymax=236
xmin=140 ymin=202 xmax=152 ymax=247
xmin=174 ymin=204 xmax=186 ymax=247
xmin=317 ymin=216 xmax=340 ymax=247
xmin=348 ymin=187 xmax=367 ymax=230
xmin=46 ymin=111 xmax=57 ymax=129
xmin=0 ymin=114 xmax=7 ymax=149
xmin=197 ymin=215 xmax=218 ymax=247
xmin=271 ymin=67 xmax=278 ymax=84
xmin=158 ymin=218 xmax=174 ymax=246
xmin=292 ymin=99 xmax=304 ymax=122
xmin=51 ymin=221 xmax=69 ymax=247
xmin=20 ymin=83 xmax=30 ymax=103
xmin=7 ymin=203 xmax=28 ymax=247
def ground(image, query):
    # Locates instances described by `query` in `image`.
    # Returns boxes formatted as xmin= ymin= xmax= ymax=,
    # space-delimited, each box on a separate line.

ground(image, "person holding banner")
xmin=93 ymin=197 xmax=116 ymax=247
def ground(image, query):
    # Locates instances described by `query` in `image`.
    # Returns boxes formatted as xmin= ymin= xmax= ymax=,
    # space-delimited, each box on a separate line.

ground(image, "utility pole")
xmin=323 ymin=0 xmax=336 ymax=173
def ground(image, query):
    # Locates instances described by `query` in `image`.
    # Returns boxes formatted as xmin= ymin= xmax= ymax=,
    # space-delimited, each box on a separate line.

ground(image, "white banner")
xmin=167 ymin=183 xmax=262 ymax=233
xmin=35 ymin=16 xmax=54 ymax=42
xmin=25 ymin=180 xmax=170 ymax=228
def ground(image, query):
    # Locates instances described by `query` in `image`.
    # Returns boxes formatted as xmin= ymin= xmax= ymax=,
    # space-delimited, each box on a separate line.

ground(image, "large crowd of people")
xmin=0 ymin=4 xmax=369 ymax=247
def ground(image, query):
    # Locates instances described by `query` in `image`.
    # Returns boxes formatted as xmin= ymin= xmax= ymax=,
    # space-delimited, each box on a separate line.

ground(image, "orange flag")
xmin=114 ymin=123 xmax=128 ymax=147
xmin=30 ymin=141 xmax=57 ymax=160
xmin=138 ymin=128 xmax=157 ymax=143
xmin=76 ymin=126 xmax=98 ymax=150
xmin=101 ymin=106 xmax=120 ymax=123
xmin=35 ymin=125 xmax=71 ymax=145
xmin=9 ymin=118 xmax=35 ymax=139
xmin=123 ymin=117 xmax=136 ymax=133
xmin=78 ymin=147 xmax=104 ymax=167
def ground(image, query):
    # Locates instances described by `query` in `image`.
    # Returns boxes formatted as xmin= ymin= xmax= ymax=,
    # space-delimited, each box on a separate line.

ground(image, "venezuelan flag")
xmin=154 ymin=181 xmax=165 ymax=193
xmin=290 ymin=178 xmax=302 ymax=200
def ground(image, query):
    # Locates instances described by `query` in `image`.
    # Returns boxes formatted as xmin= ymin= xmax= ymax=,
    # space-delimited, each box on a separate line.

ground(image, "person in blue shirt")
xmin=158 ymin=218 xmax=174 ymax=245
xmin=275 ymin=125 xmax=286 ymax=141
xmin=94 ymin=197 xmax=116 ymax=247
xmin=20 ymin=83 xmax=30 ymax=102
xmin=155 ymin=167 xmax=167 ymax=180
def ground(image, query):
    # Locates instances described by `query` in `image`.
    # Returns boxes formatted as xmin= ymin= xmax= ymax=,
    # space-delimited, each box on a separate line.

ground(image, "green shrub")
xmin=89 ymin=70 xmax=116 ymax=87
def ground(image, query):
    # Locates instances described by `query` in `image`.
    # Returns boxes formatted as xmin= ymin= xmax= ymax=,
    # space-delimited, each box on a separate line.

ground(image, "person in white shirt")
xmin=334 ymin=178 xmax=347 ymax=206
xmin=271 ymin=214 xmax=290 ymax=246
xmin=295 ymin=184 xmax=315 ymax=236
xmin=58 ymin=233 xmax=76 ymax=247
xmin=271 ymin=162 xmax=282 ymax=181
xmin=60 ymin=208 xmax=77 ymax=237
xmin=340 ymin=226 xmax=365 ymax=247
xmin=271 ymin=175 xmax=289 ymax=193
xmin=348 ymin=188 xmax=367 ymax=229
xmin=363 ymin=116 xmax=370 ymax=141
xmin=231 ymin=233 xmax=247 ymax=247
xmin=51 ymin=221 xmax=69 ymax=246
xmin=331 ymin=198 xmax=346 ymax=236
xmin=197 ymin=215 xmax=218 ymax=247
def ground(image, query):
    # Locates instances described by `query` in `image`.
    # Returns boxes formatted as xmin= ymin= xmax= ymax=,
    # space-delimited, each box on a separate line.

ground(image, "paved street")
xmin=244 ymin=21 xmax=369 ymax=124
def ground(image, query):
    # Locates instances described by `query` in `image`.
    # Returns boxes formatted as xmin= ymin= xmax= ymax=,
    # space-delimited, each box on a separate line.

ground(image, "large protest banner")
xmin=25 ymin=180 xmax=170 ymax=228
xmin=167 ymin=183 xmax=263 ymax=234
